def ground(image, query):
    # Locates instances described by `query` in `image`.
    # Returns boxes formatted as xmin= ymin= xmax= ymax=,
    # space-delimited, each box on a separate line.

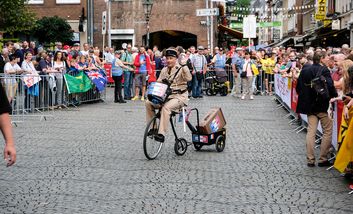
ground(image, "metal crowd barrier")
xmin=0 ymin=74 xmax=54 ymax=124
xmin=1 ymin=71 xmax=107 ymax=124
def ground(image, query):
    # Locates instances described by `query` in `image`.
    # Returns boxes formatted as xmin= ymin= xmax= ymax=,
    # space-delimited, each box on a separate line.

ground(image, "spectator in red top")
xmin=132 ymin=46 xmax=152 ymax=101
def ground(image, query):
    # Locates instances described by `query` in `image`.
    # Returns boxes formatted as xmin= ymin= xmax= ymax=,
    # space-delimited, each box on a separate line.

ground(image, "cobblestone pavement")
xmin=1 ymin=88 xmax=352 ymax=214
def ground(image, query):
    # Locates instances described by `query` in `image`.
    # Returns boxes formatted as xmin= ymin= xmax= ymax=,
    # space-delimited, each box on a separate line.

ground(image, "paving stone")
xmin=0 ymin=89 xmax=351 ymax=213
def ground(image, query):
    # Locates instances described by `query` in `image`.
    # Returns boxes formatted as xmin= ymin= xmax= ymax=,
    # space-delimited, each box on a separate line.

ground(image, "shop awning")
xmin=218 ymin=24 xmax=243 ymax=39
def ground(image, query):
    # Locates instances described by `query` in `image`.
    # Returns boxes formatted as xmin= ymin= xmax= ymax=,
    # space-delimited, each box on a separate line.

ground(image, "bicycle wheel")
xmin=143 ymin=116 xmax=163 ymax=160
xmin=174 ymin=138 xmax=188 ymax=156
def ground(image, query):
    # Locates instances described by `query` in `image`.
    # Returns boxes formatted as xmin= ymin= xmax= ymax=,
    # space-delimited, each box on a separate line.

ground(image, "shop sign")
xmin=315 ymin=0 xmax=326 ymax=21
xmin=332 ymin=19 xmax=340 ymax=30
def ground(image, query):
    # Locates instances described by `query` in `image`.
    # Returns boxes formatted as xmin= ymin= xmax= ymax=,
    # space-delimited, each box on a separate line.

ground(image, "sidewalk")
xmin=0 ymin=89 xmax=352 ymax=213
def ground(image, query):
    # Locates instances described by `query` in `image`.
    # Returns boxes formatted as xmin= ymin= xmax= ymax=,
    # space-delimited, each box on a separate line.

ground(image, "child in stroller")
xmin=205 ymin=70 xmax=229 ymax=96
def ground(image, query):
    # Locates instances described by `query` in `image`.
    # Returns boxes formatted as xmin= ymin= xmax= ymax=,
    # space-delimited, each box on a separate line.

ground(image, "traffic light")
xmin=102 ymin=11 xmax=107 ymax=34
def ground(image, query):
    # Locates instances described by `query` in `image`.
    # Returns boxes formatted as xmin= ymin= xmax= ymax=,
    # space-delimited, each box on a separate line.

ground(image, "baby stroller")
xmin=205 ymin=71 xmax=228 ymax=96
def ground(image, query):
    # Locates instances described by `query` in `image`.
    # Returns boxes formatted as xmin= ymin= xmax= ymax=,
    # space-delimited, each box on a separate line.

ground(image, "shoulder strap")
xmin=169 ymin=65 xmax=185 ymax=84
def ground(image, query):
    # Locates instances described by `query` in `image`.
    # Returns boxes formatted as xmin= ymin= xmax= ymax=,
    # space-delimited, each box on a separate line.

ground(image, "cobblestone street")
xmin=1 ymin=89 xmax=352 ymax=213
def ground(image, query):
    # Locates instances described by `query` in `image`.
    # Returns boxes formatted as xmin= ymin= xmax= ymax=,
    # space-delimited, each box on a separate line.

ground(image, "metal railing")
xmin=1 ymin=71 xmax=107 ymax=124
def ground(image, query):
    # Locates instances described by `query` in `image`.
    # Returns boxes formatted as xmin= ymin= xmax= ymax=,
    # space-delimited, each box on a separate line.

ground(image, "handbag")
xmin=240 ymin=71 xmax=247 ymax=78
xmin=251 ymin=63 xmax=259 ymax=76
xmin=240 ymin=62 xmax=249 ymax=78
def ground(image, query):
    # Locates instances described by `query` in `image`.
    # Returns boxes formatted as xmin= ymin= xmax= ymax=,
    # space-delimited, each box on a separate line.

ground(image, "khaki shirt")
xmin=157 ymin=63 xmax=192 ymax=104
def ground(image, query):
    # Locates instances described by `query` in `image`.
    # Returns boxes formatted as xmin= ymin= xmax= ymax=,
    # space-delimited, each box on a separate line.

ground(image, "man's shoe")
xmin=250 ymin=95 xmax=254 ymax=100
xmin=307 ymin=163 xmax=315 ymax=167
xmin=141 ymin=97 xmax=145 ymax=101
xmin=124 ymin=97 xmax=131 ymax=100
xmin=131 ymin=96 xmax=139 ymax=101
xmin=241 ymin=95 xmax=245 ymax=100
xmin=119 ymin=100 xmax=127 ymax=103
xmin=114 ymin=100 xmax=119 ymax=103
xmin=318 ymin=161 xmax=332 ymax=167
xmin=198 ymin=96 xmax=203 ymax=98
xmin=154 ymin=134 xmax=165 ymax=143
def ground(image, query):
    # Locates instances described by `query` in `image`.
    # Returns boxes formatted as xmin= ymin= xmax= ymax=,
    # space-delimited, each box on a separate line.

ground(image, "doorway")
xmin=143 ymin=30 xmax=197 ymax=50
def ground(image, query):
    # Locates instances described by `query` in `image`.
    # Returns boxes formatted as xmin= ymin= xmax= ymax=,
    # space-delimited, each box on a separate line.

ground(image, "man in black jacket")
xmin=296 ymin=52 xmax=338 ymax=167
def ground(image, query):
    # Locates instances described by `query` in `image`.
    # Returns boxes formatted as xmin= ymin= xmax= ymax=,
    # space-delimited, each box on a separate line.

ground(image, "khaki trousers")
xmin=241 ymin=76 xmax=254 ymax=96
xmin=306 ymin=112 xmax=333 ymax=163
xmin=145 ymin=98 xmax=184 ymax=135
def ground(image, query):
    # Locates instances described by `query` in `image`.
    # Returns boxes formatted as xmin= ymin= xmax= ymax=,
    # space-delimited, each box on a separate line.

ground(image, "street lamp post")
xmin=142 ymin=0 xmax=153 ymax=48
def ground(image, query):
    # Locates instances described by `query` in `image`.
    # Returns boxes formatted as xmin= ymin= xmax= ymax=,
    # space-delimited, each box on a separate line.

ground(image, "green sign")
xmin=230 ymin=21 xmax=282 ymax=29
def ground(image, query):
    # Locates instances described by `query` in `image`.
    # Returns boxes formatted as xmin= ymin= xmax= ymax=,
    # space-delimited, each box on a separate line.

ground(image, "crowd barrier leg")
xmin=294 ymin=124 xmax=306 ymax=133
xmin=288 ymin=117 xmax=298 ymax=125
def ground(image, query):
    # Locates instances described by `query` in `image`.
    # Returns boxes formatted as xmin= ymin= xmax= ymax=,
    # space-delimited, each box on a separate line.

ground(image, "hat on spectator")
xmin=165 ymin=48 xmax=177 ymax=58
xmin=236 ymin=47 xmax=243 ymax=51
xmin=197 ymin=45 xmax=204 ymax=50
xmin=342 ymin=44 xmax=350 ymax=49
xmin=55 ymin=42 xmax=62 ymax=46
xmin=73 ymin=43 xmax=80 ymax=46
xmin=115 ymin=50 xmax=123 ymax=54
xmin=63 ymin=45 xmax=70 ymax=50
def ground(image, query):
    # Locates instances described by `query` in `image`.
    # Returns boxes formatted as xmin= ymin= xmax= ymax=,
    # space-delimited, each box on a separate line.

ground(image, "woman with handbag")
xmin=240 ymin=51 xmax=255 ymax=100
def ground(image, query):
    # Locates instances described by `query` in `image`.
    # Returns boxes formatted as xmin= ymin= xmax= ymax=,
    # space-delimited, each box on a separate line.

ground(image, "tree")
xmin=234 ymin=0 xmax=251 ymax=21
xmin=33 ymin=16 xmax=73 ymax=44
xmin=0 ymin=0 xmax=36 ymax=34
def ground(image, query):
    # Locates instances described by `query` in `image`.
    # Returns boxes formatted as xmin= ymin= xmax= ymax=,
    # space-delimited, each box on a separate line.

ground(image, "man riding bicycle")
xmin=145 ymin=48 xmax=192 ymax=143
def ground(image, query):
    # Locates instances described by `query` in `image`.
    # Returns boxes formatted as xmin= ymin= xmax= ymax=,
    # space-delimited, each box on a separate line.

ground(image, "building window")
xmin=56 ymin=0 xmax=80 ymax=4
xmin=27 ymin=0 xmax=44 ymax=4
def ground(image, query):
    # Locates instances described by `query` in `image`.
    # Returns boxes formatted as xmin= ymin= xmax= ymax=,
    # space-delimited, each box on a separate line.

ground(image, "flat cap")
xmin=197 ymin=45 xmax=204 ymax=50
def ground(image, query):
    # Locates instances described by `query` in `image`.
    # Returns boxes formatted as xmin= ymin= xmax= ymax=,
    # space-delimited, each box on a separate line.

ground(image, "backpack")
xmin=310 ymin=67 xmax=330 ymax=100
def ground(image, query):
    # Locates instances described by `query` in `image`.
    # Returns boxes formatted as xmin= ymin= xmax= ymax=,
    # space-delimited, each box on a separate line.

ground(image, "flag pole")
xmin=63 ymin=74 xmax=70 ymax=94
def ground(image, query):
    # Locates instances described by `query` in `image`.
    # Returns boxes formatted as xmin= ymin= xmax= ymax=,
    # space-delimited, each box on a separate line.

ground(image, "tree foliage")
xmin=33 ymin=16 xmax=73 ymax=44
xmin=234 ymin=0 xmax=251 ymax=20
xmin=0 ymin=0 xmax=36 ymax=34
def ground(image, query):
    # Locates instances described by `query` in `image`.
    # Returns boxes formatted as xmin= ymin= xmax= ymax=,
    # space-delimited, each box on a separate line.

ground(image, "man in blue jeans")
xmin=191 ymin=46 xmax=207 ymax=98
xmin=121 ymin=44 xmax=134 ymax=100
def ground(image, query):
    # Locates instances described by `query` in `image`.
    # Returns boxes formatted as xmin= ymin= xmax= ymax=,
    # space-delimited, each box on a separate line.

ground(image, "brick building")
xmin=27 ymin=0 xmax=88 ymax=46
xmin=93 ymin=0 xmax=215 ymax=50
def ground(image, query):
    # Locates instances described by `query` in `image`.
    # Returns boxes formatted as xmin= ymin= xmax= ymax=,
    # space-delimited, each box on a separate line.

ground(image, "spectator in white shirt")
xmin=80 ymin=43 xmax=89 ymax=56
xmin=3 ymin=54 xmax=23 ymax=102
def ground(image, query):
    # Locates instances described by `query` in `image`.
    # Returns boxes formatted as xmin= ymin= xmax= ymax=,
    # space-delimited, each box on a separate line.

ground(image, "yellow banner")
xmin=334 ymin=108 xmax=353 ymax=173
xmin=315 ymin=0 xmax=327 ymax=21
